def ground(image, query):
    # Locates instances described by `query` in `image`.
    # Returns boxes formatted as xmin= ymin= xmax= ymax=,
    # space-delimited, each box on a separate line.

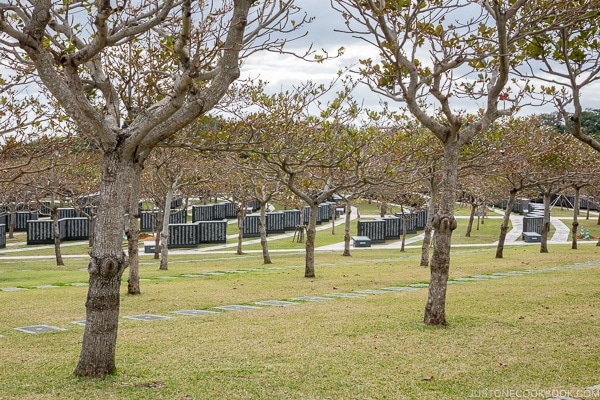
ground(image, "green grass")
xmin=3 ymin=204 xmax=600 ymax=399
xmin=1 ymin=245 xmax=600 ymax=399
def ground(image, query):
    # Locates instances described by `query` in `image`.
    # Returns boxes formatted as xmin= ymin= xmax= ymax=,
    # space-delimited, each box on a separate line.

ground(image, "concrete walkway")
xmin=498 ymin=212 xmax=572 ymax=244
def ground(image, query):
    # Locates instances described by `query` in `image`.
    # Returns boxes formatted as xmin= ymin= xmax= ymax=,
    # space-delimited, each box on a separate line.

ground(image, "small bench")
xmin=352 ymin=236 xmax=372 ymax=248
xmin=522 ymin=232 xmax=542 ymax=243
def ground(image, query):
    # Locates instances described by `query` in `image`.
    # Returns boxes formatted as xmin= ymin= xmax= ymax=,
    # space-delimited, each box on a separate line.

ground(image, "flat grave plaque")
xmin=453 ymin=277 xmax=484 ymax=282
xmin=15 ymin=325 xmax=65 ymax=334
xmin=354 ymin=289 xmax=390 ymax=295
xmin=409 ymin=283 xmax=429 ymax=288
xmin=123 ymin=314 xmax=172 ymax=321
xmin=254 ymin=300 xmax=299 ymax=307
xmin=171 ymin=310 xmax=220 ymax=316
xmin=491 ymin=272 xmax=524 ymax=277
xmin=380 ymin=286 xmax=419 ymax=292
xmin=71 ymin=320 xmax=86 ymax=326
xmin=213 ymin=305 xmax=262 ymax=312
xmin=1 ymin=287 xmax=27 ymax=292
xmin=289 ymin=296 xmax=333 ymax=302
xmin=324 ymin=293 xmax=367 ymax=299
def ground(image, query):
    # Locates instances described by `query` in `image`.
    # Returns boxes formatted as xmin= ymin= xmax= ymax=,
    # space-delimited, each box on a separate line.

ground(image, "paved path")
xmin=492 ymin=210 xmax=573 ymax=244
xmin=550 ymin=217 xmax=571 ymax=242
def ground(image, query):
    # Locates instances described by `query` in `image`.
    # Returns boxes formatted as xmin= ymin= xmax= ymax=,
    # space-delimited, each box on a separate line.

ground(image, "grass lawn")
xmin=1 ymin=243 xmax=600 ymax=399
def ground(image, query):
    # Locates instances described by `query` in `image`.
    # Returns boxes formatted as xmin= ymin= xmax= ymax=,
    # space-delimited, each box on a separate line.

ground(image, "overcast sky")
xmin=240 ymin=1 xmax=600 ymax=119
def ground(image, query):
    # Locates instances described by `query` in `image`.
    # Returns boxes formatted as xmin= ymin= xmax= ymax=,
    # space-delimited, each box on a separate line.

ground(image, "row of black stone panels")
xmin=357 ymin=210 xmax=429 ymax=244
xmin=139 ymin=201 xmax=258 ymax=232
xmin=27 ymin=218 xmax=90 ymax=245
xmin=22 ymin=217 xmax=229 ymax=247
xmin=0 ymin=224 xmax=5 ymax=248
xmin=0 ymin=211 xmax=39 ymax=232
xmin=169 ymin=203 xmax=338 ymax=248
xmin=522 ymin=203 xmax=545 ymax=236
xmin=496 ymin=194 xmax=598 ymax=215
xmin=187 ymin=201 xmax=335 ymax=225
xmin=492 ymin=199 xmax=548 ymax=239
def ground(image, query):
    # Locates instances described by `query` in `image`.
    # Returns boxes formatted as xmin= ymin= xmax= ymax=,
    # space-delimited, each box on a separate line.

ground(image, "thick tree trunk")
xmin=304 ymin=203 xmax=318 ymax=278
xmin=420 ymin=183 xmax=437 ymax=267
xmin=159 ymin=185 xmax=175 ymax=270
xmin=74 ymin=152 xmax=130 ymax=377
xmin=424 ymin=143 xmax=459 ymax=326
xmin=540 ymin=192 xmax=551 ymax=253
xmin=259 ymin=201 xmax=271 ymax=264
xmin=127 ymin=164 xmax=142 ymax=295
xmin=51 ymin=205 xmax=64 ymax=266
xmin=496 ymin=190 xmax=517 ymax=259
xmin=572 ymin=187 xmax=580 ymax=250
xmin=342 ymin=202 xmax=352 ymax=257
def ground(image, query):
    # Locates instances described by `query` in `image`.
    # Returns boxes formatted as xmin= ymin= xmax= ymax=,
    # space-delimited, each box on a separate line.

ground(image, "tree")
xmin=0 ymin=0 xmax=310 ymax=377
xmin=477 ymin=116 xmax=546 ymax=258
xmin=514 ymin=2 xmax=600 ymax=150
xmin=229 ymin=79 xmax=396 ymax=277
xmin=332 ymin=0 xmax=547 ymax=325
xmin=517 ymin=3 xmax=600 ymax=239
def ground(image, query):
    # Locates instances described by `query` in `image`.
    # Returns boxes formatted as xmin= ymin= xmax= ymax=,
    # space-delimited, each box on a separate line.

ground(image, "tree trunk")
xmin=465 ymin=202 xmax=476 ymax=237
xmin=420 ymin=183 xmax=437 ymax=267
xmin=8 ymin=206 xmax=15 ymax=239
xmin=259 ymin=201 xmax=271 ymax=264
xmin=159 ymin=185 xmax=175 ymax=270
xmin=342 ymin=202 xmax=352 ymax=257
xmin=331 ymin=204 xmax=336 ymax=235
xmin=424 ymin=142 xmax=459 ymax=326
xmin=154 ymin=212 xmax=162 ymax=260
xmin=74 ymin=152 xmax=131 ymax=377
xmin=51 ymin=205 xmax=64 ymax=266
xmin=572 ymin=187 xmax=580 ymax=250
xmin=496 ymin=190 xmax=517 ymax=259
xmin=127 ymin=164 xmax=142 ymax=295
xmin=304 ymin=203 xmax=318 ymax=278
xmin=380 ymin=201 xmax=387 ymax=217
xmin=480 ymin=205 xmax=486 ymax=225
xmin=400 ymin=215 xmax=408 ymax=253
xmin=88 ymin=218 xmax=95 ymax=248
xmin=237 ymin=202 xmax=246 ymax=255
xmin=540 ymin=192 xmax=551 ymax=253
xmin=400 ymin=210 xmax=407 ymax=253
